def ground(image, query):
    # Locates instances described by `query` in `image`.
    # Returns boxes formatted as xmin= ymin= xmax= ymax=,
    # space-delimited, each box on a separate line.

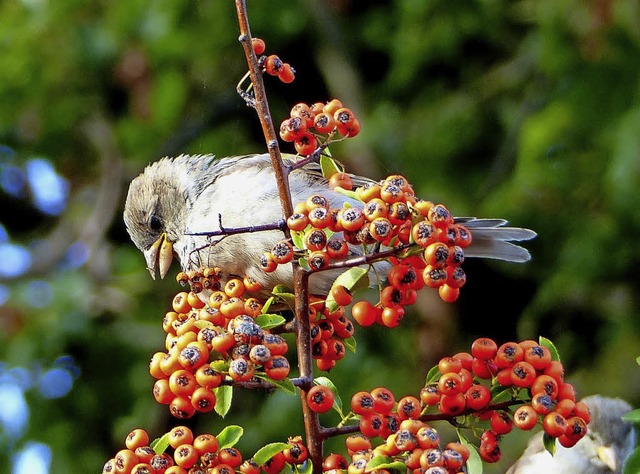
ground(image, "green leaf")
xmin=623 ymin=446 xmax=640 ymax=474
xmin=636 ymin=356 xmax=640 ymax=366
xmin=315 ymin=376 xmax=343 ymax=415
xmin=333 ymin=186 xmax=360 ymax=201
xmin=291 ymin=230 xmax=305 ymax=250
xmin=621 ymin=408 xmax=640 ymax=424
xmin=458 ymin=432 xmax=482 ymax=474
xmin=325 ymin=267 xmax=370 ymax=312
xmin=539 ymin=336 xmax=560 ymax=362
xmin=365 ymin=455 xmax=406 ymax=472
xmin=214 ymin=385 xmax=233 ymax=418
xmin=320 ymin=155 xmax=341 ymax=178
xmin=210 ymin=360 xmax=229 ymax=373
xmin=253 ymin=442 xmax=290 ymax=466
xmin=344 ymin=336 xmax=356 ymax=353
xmin=216 ymin=425 xmax=244 ymax=449
xmin=271 ymin=285 xmax=296 ymax=310
xmin=255 ymin=313 xmax=286 ymax=330
xmin=425 ymin=365 xmax=441 ymax=384
xmin=294 ymin=460 xmax=312 ymax=474
xmin=262 ymin=296 xmax=276 ymax=314
xmin=490 ymin=388 xmax=515 ymax=405
xmin=298 ymin=257 xmax=310 ymax=272
xmin=150 ymin=433 xmax=170 ymax=454
xmin=255 ymin=374 xmax=298 ymax=395
xmin=543 ymin=432 xmax=557 ymax=456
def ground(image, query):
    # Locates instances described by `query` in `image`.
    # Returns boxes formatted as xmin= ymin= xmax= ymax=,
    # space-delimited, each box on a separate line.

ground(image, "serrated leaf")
xmin=622 ymin=408 xmax=640 ymax=424
xmin=490 ymin=388 xmax=515 ymax=405
xmin=320 ymin=155 xmax=341 ymax=178
xmin=255 ymin=314 xmax=286 ymax=330
xmin=458 ymin=432 xmax=483 ymax=474
xmin=344 ymin=336 xmax=356 ymax=353
xmin=255 ymin=374 xmax=297 ymax=395
xmin=365 ymin=455 xmax=406 ymax=472
xmin=623 ymin=446 xmax=640 ymax=474
xmin=150 ymin=433 xmax=170 ymax=454
xmin=315 ymin=376 xmax=343 ymax=415
xmin=217 ymin=425 xmax=244 ymax=449
xmin=214 ymin=385 xmax=233 ymax=418
xmin=539 ymin=336 xmax=560 ymax=362
xmin=325 ymin=267 xmax=370 ymax=312
xmin=543 ymin=432 xmax=557 ymax=456
xmin=425 ymin=365 xmax=441 ymax=384
xmin=253 ymin=442 xmax=290 ymax=466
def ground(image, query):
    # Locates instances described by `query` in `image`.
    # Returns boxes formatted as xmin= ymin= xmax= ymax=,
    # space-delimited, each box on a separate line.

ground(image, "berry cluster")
xmin=149 ymin=269 xmax=290 ymax=419
xmin=279 ymin=99 xmax=360 ymax=156
xmin=262 ymin=173 xmax=472 ymax=311
xmin=420 ymin=337 xmax=589 ymax=463
xmin=251 ymin=37 xmax=296 ymax=84
xmin=102 ymin=426 xmax=309 ymax=474
xmin=344 ymin=387 xmax=469 ymax=473
xmin=308 ymin=295 xmax=355 ymax=371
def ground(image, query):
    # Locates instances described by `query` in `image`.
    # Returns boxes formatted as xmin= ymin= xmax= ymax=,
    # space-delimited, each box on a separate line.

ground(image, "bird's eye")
xmin=149 ymin=214 xmax=162 ymax=231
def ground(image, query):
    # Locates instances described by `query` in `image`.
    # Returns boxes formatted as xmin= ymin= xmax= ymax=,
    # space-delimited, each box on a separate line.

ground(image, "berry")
xmin=265 ymin=55 xmax=284 ymax=75
xmin=351 ymin=391 xmax=375 ymax=415
xmin=543 ymin=412 xmax=568 ymax=438
xmin=370 ymin=386 xmax=395 ymax=413
xmin=471 ymin=338 xmax=498 ymax=360
xmin=251 ymin=37 xmax=266 ymax=55
xmin=490 ymin=411 xmax=513 ymax=435
xmin=307 ymin=384 xmax=335 ymax=413
xmin=513 ymin=404 xmax=538 ymax=430
xmin=278 ymin=63 xmax=295 ymax=83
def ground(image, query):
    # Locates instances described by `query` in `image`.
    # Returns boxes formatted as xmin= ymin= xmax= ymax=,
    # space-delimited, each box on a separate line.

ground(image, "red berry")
xmin=265 ymin=55 xmax=284 ymax=75
xmin=307 ymin=384 xmax=334 ymax=413
xmin=471 ymin=338 xmax=498 ymax=360
xmin=513 ymin=404 xmax=538 ymax=430
xmin=371 ymin=386 xmax=395 ymax=414
xmin=251 ymin=37 xmax=266 ymax=55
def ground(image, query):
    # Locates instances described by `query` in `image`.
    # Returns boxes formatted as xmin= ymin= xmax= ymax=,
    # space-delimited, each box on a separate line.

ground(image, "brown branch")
xmin=318 ymin=399 xmax=525 ymax=440
xmin=234 ymin=1 xmax=322 ymax=471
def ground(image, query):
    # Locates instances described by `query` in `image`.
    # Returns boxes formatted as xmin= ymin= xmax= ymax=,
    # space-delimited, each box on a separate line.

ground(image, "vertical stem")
xmin=234 ymin=0 xmax=293 ymax=219
xmin=234 ymin=1 xmax=323 ymax=471
xmin=293 ymin=270 xmax=324 ymax=472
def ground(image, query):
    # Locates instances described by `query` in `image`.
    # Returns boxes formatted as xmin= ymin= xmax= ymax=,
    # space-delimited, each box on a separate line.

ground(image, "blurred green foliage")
xmin=0 ymin=0 xmax=638 ymax=472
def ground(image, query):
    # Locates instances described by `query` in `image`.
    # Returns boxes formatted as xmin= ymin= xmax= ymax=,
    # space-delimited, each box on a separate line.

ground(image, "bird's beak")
xmin=144 ymin=233 xmax=174 ymax=279
xmin=596 ymin=445 xmax=617 ymax=471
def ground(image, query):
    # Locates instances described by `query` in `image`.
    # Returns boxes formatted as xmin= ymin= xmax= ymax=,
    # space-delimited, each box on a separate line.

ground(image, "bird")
xmin=506 ymin=395 xmax=636 ymax=474
xmin=123 ymin=153 xmax=536 ymax=294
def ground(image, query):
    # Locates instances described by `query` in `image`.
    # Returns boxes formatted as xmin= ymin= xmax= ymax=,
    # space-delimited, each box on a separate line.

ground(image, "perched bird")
xmin=123 ymin=153 xmax=536 ymax=293
xmin=507 ymin=395 xmax=636 ymax=474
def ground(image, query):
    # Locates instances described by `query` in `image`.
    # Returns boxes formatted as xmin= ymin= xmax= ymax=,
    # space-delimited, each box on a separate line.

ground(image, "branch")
xmin=318 ymin=399 xmax=525 ymax=440
xmin=234 ymin=1 xmax=322 ymax=471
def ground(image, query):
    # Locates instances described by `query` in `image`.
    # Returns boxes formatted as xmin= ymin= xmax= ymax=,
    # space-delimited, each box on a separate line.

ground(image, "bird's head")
xmin=123 ymin=159 xmax=190 ymax=279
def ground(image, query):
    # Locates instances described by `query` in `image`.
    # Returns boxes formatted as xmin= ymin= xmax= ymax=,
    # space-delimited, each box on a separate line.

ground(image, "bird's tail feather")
xmin=456 ymin=218 xmax=537 ymax=263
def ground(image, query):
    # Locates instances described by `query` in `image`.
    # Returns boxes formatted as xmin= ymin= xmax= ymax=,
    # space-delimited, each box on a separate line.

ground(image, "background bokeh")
xmin=1 ymin=1 xmax=639 ymax=472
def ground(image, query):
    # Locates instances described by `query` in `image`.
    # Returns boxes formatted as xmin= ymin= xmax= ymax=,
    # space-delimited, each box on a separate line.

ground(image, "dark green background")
xmin=0 ymin=1 xmax=638 ymax=472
